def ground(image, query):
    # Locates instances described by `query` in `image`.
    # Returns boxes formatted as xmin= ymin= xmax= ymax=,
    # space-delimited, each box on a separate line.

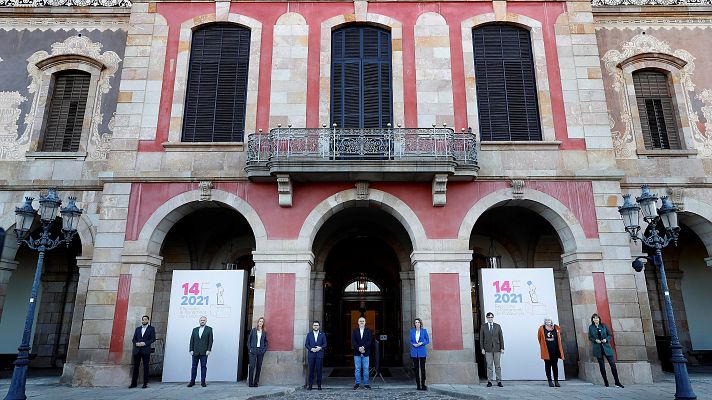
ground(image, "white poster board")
xmin=162 ymin=270 xmax=247 ymax=382
xmin=479 ymin=268 xmax=564 ymax=380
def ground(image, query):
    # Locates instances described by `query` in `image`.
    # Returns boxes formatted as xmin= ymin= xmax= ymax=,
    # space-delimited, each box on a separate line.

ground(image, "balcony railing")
xmin=245 ymin=126 xmax=478 ymax=181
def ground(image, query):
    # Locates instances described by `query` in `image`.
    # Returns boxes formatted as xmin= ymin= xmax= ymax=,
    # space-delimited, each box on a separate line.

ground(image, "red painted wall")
xmin=430 ymin=273 xmax=464 ymax=350
xmin=141 ymin=1 xmax=583 ymax=151
xmin=264 ymin=273 xmax=296 ymax=351
xmin=109 ymin=274 xmax=132 ymax=363
xmin=592 ymin=272 xmax=616 ymax=354
xmin=124 ymin=180 xmax=599 ymax=242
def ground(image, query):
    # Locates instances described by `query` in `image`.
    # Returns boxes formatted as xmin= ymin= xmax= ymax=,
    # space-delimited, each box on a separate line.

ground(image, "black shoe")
xmin=416 ymin=385 xmax=422 ymax=390
xmin=364 ymin=385 xmax=371 ymax=389
xmin=353 ymin=384 xmax=359 ymax=390
xmin=604 ymin=381 xmax=609 ymax=387
xmin=142 ymin=384 xmax=148 ymax=389
xmin=187 ymin=382 xmax=195 ymax=387
xmin=421 ymin=385 xmax=427 ymax=390
xmin=128 ymin=384 xmax=137 ymax=389
xmin=487 ymin=381 xmax=492 ymax=387
xmin=254 ymin=383 xmax=258 ymax=387
xmin=548 ymin=381 xmax=554 ymax=387
xmin=307 ymin=385 xmax=313 ymax=390
xmin=615 ymin=382 xmax=624 ymax=388
xmin=497 ymin=382 xmax=503 ymax=387
xmin=317 ymin=386 xmax=322 ymax=390
xmin=201 ymin=382 xmax=207 ymax=387
xmin=554 ymin=381 xmax=561 ymax=387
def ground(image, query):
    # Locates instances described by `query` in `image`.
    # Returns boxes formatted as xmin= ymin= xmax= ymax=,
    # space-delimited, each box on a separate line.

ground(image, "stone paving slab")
xmin=2 ymin=374 xmax=712 ymax=400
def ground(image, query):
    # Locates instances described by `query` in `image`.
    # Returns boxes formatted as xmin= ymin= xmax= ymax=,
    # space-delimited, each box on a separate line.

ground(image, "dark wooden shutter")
xmin=331 ymin=26 xmax=392 ymax=128
xmin=473 ymin=25 xmax=541 ymax=141
xmin=42 ymin=70 xmax=90 ymax=152
xmin=182 ymin=24 xmax=250 ymax=142
xmin=633 ymin=70 xmax=681 ymax=150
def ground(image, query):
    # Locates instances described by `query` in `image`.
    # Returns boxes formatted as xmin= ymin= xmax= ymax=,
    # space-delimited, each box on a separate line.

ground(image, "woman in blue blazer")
xmin=410 ymin=318 xmax=430 ymax=390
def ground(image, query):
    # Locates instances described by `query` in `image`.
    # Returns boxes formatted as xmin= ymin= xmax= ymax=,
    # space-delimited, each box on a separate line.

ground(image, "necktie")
xmin=489 ymin=323 xmax=492 ymax=331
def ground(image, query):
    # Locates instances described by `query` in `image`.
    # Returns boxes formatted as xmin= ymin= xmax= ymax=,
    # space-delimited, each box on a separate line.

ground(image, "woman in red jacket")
xmin=537 ymin=317 xmax=565 ymax=387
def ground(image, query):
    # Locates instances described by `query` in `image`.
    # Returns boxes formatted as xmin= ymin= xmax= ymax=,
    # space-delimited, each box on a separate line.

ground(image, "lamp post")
xmin=618 ymin=185 xmax=696 ymax=400
xmin=4 ymin=188 xmax=82 ymax=400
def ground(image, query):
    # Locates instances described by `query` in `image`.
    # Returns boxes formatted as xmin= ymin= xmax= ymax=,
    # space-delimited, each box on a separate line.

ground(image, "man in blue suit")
xmin=129 ymin=315 xmax=156 ymax=388
xmin=304 ymin=320 xmax=327 ymax=390
xmin=352 ymin=316 xmax=372 ymax=389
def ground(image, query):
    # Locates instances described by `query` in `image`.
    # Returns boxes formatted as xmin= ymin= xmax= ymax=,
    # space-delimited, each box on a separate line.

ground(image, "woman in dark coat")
xmin=589 ymin=313 xmax=624 ymax=388
xmin=537 ymin=317 xmax=565 ymax=387
xmin=247 ymin=317 xmax=268 ymax=387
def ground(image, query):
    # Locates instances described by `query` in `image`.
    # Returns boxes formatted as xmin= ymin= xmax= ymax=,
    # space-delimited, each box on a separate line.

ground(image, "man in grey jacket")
xmin=479 ymin=312 xmax=504 ymax=387
xmin=188 ymin=316 xmax=213 ymax=387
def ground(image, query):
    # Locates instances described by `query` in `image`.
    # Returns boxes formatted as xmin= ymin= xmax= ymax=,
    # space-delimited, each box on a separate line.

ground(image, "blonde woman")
xmin=537 ymin=317 xmax=564 ymax=387
xmin=247 ymin=317 xmax=268 ymax=387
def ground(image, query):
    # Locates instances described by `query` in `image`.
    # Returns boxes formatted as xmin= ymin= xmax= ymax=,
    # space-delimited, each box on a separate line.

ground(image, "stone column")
xmin=400 ymin=270 xmax=415 ymax=365
xmin=60 ymin=256 xmax=92 ymax=384
xmin=411 ymin=250 xmax=476 ymax=384
xmin=0 ymin=258 xmax=19 ymax=320
xmin=310 ymin=271 xmax=325 ymax=324
xmin=252 ymin=250 xmax=313 ymax=385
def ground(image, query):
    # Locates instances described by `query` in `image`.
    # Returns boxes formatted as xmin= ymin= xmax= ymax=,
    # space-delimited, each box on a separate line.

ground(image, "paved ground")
xmin=1 ymin=371 xmax=711 ymax=400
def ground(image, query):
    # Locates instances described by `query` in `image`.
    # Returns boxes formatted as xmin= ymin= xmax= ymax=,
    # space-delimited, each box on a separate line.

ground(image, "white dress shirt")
xmin=256 ymin=330 xmax=262 ymax=347
xmin=199 ymin=326 xmax=205 ymax=338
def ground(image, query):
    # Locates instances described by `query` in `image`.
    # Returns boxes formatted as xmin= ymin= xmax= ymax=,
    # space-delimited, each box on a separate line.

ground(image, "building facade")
xmin=0 ymin=0 xmax=710 ymax=387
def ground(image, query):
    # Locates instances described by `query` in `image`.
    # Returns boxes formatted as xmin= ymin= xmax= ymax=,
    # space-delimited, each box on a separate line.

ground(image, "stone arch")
xmin=132 ymin=189 xmax=267 ymax=256
xmin=168 ymin=13 xmax=262 ymax=141
xmin=678 ymin=197 xmax=712 ymax=259
xmin=297 ymin=188 xmax=426 ymax=252
xmin=0 ymin=209 xmax=95 ymax=262
xmin=461 ymin=13 xmax=555 ymax=141
xmin=457 ymin=188 xmax=591 ymax=254
xmin=319 ymin=12 xmax=404 ymax=125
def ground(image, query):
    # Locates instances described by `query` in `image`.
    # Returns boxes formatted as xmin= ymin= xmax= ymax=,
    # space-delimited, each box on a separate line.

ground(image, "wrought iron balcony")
xmin=245 ymin=126 xmax=478 ymax=182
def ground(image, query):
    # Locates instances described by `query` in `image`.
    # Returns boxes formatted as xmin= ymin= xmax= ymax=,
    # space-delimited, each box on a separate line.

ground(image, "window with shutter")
xmin=41 ymin=70 xmax=91 ymax=152
xmin=472 ymin=25 xmax=541 ymax=141
xmin=182 ymin=23 xmax=250 ymax=142
xmin=331 ymin=25 xmax=392 ymax=128
xmin=632 ymin=70 xmax=681 ymax=150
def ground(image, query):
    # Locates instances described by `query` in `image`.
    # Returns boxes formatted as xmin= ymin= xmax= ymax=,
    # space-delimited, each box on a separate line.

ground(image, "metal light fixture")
xmin=357 ymin=273 xmax=368 ymax=293
xmin=5 ymin=189 xmax=82 ymax=400
xmin=618 ymin=185 xmax=695 ymax=400
xmin=486 ymin=237 xmax=501 ymax=269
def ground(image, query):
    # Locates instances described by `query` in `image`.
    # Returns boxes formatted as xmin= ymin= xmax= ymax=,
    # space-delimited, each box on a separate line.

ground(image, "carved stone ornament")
xmin=432 ymin=174 xmax=448 ymax=207
xmin=665 ymin=187 xmax=684 ymax=211
xmin=277 ymin=174 xmax=293 ymax=208
xmin=603 ymin=34 xmax=712 ymax=158
xmin=355 ymin=181 xmax=370 ymax=200
xmin=510 ymin=179 xmax=525 ymax=199
xmin=0 ymin=92 xmax=27 ymax=159
xmin=0 ymin=0 xmax=132 ymax=7
xmin=199 ymin=181 xmax=213 ymax=201
xmin=9 ymin=35 xmax=122 ymax=160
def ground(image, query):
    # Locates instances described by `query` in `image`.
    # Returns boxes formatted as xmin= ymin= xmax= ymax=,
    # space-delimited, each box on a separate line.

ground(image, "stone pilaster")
xmin=400 ymin=270 xmax=415 ymax=365
xmin=60 ymin=256 xmax=92 ymax=384
xmin=411 ymin=250 xmax=476 ymax=384
xmin=310 ymin=271 xmax=325 ymax=324
xmin=0 ymin=258 xmax=19 ymax=320
xmin=252 ymin=250 xmax=313 ymax=385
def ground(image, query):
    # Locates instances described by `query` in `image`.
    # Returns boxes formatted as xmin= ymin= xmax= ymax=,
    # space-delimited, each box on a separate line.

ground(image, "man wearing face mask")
xmin=188 ymin=316 xmax=213 ymax=387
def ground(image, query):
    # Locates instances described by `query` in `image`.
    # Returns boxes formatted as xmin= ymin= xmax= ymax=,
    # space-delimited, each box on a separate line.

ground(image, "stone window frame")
xmin=461 ymin=13 xmax=557 ymax=145
xmin=319 ymin=14 xmax=405 ymax=127
xmin=24 ymin=36 xmax=121 ymax=160
xmin=618 ymin=55 xmax=697 ymax=157
xmin=168 ymin=13 xmax=262 ymax=146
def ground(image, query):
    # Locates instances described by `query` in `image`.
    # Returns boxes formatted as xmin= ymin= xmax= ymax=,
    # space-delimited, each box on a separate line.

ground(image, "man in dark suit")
xmin=352 ymin=316 xmax=372 ymax=390
xmin=304 ymin=320 xmax=327 ymax=390
xmin=479 ymin=312 xmax=504 ymax=387
xmin=188 ymin=316 xmax=213 ymax=387
xmin=130 ymin=315 xmax=156 ymax=388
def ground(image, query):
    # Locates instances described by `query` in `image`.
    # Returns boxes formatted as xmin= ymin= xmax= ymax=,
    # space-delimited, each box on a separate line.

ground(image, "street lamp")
xmin=618 ymin=185 xmax=696 ymax=400
xmin=4 ymin=188 xmax=82 ymax=400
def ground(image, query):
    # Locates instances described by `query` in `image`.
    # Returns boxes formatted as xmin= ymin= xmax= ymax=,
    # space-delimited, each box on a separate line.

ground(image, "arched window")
xmin=472 ymin=24 xmax=541 ymax=141
xmin=632 ymin=70 xmax=681 ymax=150
xmin=41 ymin=70 xmax=91 ymax=152
xmin=331 ymin=25 xmax=392 ymax=128
xmin=182 ymin=24 xmax=250 ymax=142
xmin=344 ymin=279 xmax=381 ymax=293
